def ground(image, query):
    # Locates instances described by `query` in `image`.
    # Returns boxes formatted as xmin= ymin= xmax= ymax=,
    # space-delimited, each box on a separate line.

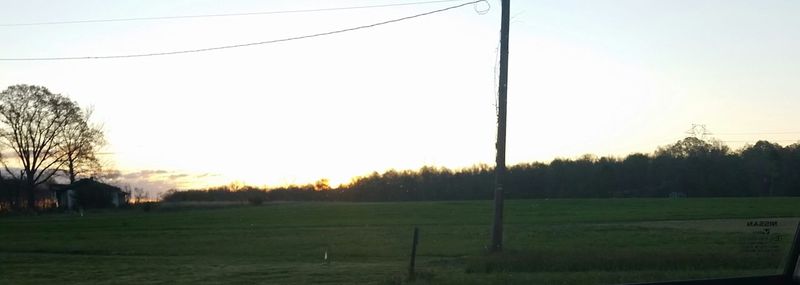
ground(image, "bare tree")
xmin=133 ymin=187 xmax=147 ymax=203
xmin=119 ymin=184 xmax=143 ymax=205
xmin=0 ymin=85 xmax=81 ymax=209
xmin=59 ymin=108 xmax=105 ymax=183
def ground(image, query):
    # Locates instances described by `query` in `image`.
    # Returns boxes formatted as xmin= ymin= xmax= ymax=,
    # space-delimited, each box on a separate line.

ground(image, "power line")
xmin=721 ymin=140 xmax=799 ymax=143
xmin=0 ymin=0 xmax=466 ymax=27
xmin=0 ymin=1 xmax=482 ymax=61
xmin=714 ymin=131 xmax=800 ymax=136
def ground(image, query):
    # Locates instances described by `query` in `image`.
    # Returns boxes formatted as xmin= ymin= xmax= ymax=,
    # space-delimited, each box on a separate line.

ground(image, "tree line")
xmin=0 ymin=85 xmax=106 ymax=211
xmin=163 ymin=137 xmax=800 ymax=203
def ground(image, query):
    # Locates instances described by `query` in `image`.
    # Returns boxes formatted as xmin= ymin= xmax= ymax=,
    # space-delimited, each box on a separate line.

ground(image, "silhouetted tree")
xmin=0 ymin=85 xmax=82 ymax=209
xmin=314 ymin=178 xmax=331 ymax=191
xmin=741 ymin=141 xmax=782 ymax=196
xmin=161 ymin=137 xmax=800 ymax=203
xmin=59 ymin=108 xmax=106 ymax=183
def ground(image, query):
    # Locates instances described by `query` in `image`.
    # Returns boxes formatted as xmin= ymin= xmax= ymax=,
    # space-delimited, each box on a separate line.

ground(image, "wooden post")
xmin=408 ymin=227 xmax=419 ymax=280
xmin=491 ymin=0 xmax=511 ymax=253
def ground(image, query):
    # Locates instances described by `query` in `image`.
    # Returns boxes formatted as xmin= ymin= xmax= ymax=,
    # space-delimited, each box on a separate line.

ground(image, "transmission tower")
xmin=685 ymin=124 xmax=712 ymax=140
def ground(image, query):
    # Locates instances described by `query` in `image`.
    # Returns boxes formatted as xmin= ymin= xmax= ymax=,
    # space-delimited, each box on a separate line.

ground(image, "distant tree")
xmin=314 ymin=178 xmax=331 ymax=191
xmin=741 ymin=141 xmax=783 ymax=196
xmin=132 ymin=186 xmax=147 ymax=203
xmin=593 ymin=157 xmax=618 ymax=198
xmin=228 ymin=181 xmax=245 ymax=191
xmin=58 ymin=108 xmax=106 ymax=183
xmin=0 ymin=85 xmax=82 ymax=209
xmin=656 ymin=137 xmax=729 ymax=158
xmin=619 ymin=153 xmax=651 ymax=196
xmin=655 ymin=137 xmax=732 ymax=197
xmin=784 ymin=143 xmax=800 ymax=196
xmin=163 ymin=138 xmax=800 ymax=203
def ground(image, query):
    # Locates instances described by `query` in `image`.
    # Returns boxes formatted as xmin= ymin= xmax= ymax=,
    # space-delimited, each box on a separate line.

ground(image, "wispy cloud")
xmin=109 ymin=170 xmax=221 ymax=197
xmin=121 ymin=169 xmax=168 ymax=179
xmin=0 ymin=165 xmax=219 ymax=197
xmin=168 ymin=173 xmax=189 ymax=179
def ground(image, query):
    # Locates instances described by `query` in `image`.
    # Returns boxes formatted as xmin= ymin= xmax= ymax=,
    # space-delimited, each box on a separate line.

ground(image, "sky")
xmin=1 ymin=0 xmax=799 ymax=195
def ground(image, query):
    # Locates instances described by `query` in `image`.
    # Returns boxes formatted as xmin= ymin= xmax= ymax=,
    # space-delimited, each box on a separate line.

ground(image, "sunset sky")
xmin=1 ymin=0 xmax=798 ymax=194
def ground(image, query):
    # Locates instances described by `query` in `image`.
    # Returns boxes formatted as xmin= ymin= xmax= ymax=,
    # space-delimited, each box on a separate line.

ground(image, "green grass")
xmin=1 ymin=198 xmax=800 ymax=284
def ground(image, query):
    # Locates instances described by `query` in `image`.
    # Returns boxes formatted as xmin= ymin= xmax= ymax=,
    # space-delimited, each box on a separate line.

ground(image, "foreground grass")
xmin=1 ymin=198 xmax=799 ymax=284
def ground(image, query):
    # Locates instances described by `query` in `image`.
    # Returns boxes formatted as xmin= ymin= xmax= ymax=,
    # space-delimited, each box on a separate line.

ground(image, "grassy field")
xmin=2 ymin=198 xmax=800 ymax=284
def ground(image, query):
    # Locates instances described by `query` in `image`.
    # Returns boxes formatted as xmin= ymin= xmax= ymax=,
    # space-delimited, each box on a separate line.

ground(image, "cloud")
xmin=168 ymin=174 xmax=189 ymax=180
xmin=0 ymin=163 xmax=220 ymax=198
xmin=122 ymin=169 xmax=168 ymax=179
xmin=109 ymin=169 xmax=221 ymax=197
xmin=0 ymin=162 xmax=223 ymax=198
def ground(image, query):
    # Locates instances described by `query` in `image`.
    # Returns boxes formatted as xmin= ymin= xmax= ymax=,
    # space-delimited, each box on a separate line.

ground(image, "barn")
xmin=54 ymin=178 xmax=128 ymax=210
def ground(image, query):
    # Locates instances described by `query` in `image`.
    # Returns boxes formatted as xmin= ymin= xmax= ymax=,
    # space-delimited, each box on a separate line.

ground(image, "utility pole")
xmin=490 ymin=0 xmax=510 ymax=253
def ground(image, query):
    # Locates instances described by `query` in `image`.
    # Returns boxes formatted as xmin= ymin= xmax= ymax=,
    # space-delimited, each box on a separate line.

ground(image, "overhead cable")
xmin=0 ymin=0 xmax=481 ymax=61
xmin=0 ymin=0 xmax=466 ymax=27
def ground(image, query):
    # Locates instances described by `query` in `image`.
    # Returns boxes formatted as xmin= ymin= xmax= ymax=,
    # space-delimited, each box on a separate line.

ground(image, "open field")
xmin=2 ymin=198 xmax=800 ymax=284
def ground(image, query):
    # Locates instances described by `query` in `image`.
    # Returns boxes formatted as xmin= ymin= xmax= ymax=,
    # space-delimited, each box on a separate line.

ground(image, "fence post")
xmin=408 ymin=227 xmax=419 ymax=281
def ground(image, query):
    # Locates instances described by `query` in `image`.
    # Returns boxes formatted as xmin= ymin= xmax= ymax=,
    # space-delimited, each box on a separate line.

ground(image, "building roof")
xmin=54 ymin=178 xmax=125 ymax=194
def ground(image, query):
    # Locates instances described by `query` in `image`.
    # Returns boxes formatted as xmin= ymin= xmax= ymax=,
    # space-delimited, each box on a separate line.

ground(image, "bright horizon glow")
xmin=1 ymin=0 xmax=799 ymax=194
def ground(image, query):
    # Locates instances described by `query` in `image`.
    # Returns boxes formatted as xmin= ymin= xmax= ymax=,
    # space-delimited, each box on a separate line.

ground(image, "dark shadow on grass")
xmin=464 ymin=248 xmax=781 ymax=273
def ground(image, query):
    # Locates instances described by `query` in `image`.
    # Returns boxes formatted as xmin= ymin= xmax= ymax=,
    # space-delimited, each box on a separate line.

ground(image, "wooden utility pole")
xmin=490 ymin=0 xmax=510 ymax=253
